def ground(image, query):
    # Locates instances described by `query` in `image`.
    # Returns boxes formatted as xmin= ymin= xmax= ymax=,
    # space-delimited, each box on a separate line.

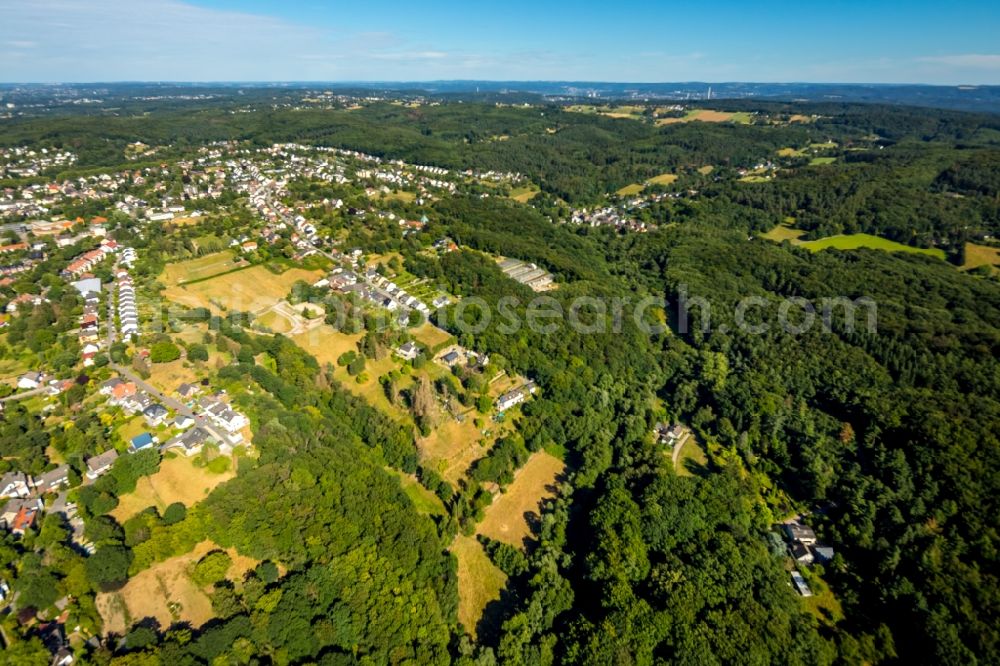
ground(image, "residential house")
xmin=495 ymin=381 xmax=538 ymax=412
xmin=17 ymin=371 xmax=43 ymax=390
xmin=395 ymin=341 xmax=419 ymax=361
xmin=0 ymin=471 xmax=32 ymax=498
xmin=33 ymin=465 xmax=70 ymax=495
xmin=784 ymin=523 xmax=817 ymax=546
xmin=176 ymin=383 xmax=201 ymax=400
xmin=85 ymin=449 xmax=119 ymax=480
xmin=654 ymin=423 xmax=685 ymax=446
xmin=143 ymin=403 xmax=169 ymax=427
xmin=128 ymin=432 xmax=156 ymax=453
xmin=1 ymin=498 xmax=42 ymax=535
xmin=163 ymin=427 xmax=212 ymax=457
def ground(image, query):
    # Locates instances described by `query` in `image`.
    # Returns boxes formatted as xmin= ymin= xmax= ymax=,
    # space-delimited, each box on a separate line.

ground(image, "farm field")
xmin=97 ymin=540 xmax=258 ymax=635
xmin=162 ymin=264 xmax=324 ymax=315
xmin=798 ymin=233 xmax=946 ymax=259
xmin=565 ymin=104 xmax=645 ymax=120
xmin=476 ymin=450 xmax=565 ymax=550
xmin=657 ymin=109 xmax=752 ymax=125
xmin=451 ymin=534 xmax=507 ymax=638
xmin=111 ymin=454 xmax=235 ymax=522
xmin=810 ymin=157 xmax=837 ymax=165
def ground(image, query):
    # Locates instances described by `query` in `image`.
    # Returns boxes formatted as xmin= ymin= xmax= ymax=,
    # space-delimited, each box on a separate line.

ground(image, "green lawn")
xmin=798 ymin=233 xmax=945 ymax=259
xmin=809 ymin=157 xmax=837 ymax=166
xmin=389 ymin=469 xmax=446 ymax=516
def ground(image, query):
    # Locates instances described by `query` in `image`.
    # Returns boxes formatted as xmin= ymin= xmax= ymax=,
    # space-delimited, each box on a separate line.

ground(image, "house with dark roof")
xmin=85 ymin=449 xmax=119 ymax=479
xmin=143 ymin=403 xmax=169 ymax=426
xmin=33 ymin=465 xmax=70 ymax=495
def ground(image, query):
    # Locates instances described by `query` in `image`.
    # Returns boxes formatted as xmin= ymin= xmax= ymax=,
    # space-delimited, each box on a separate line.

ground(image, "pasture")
xmin=111 ymin=455 xmax=235 ymax=522
xmin=809 ymin=157 xmax=837 ymax=166
xmin=451 ymin=534 xmax=507 ymax=637
xmin=476 ymin=451 xmax=565 ymax=550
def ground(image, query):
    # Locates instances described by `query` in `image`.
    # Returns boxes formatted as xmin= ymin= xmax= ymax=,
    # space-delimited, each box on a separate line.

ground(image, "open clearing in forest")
xmin=477 ymin=451 xmax=565 ymax=550
xmin=418 ymin=416 xmax=498 ymax=486
xmin=798 ymin=233 xmax=945 ymax=259
xmin=111 ymin=455 xmax=234 ymax=522
xmin=451 ymin=534 xmax=507 ymax=637
xmin=762 ymin=225 xmax=806 ymax=243
xmin=962 ymin=242 xmax=1000 ymax=274
xmin=97 ymin=540 xmax=258 ymax=635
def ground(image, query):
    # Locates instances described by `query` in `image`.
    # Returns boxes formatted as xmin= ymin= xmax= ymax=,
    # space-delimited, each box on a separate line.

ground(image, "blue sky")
xmin=2 ymin=0 xmax=999 ymax=83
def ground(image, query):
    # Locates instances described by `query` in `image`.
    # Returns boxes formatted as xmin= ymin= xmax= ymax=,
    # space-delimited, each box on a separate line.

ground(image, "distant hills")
xmin=2 ymin=80 xmax=998 ymax=113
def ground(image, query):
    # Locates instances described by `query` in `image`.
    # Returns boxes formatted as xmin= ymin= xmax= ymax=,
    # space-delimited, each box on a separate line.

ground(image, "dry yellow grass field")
xmin=646 ymin=173 xmax=678 ymax=186
xmin=291 ymin=325 xmax=411 ymax=422
xmin=147 ymin=359 xmax=201 ymax=394
xmin=163 ymin=265 xmax=324 ymax=315
xmin=477 ymin=451 xmax=565 ymax=550
xmin=615 ymin=183 xmax=645 ymax=197
xmin=451 ymin=534 xmax=507 ymax=637
xmin=418 ymin=417 xmax=496 ymax=485
xmin=111 ymin=455 xmax=235 ymax=522
xmin=97 ymin=540 xmax=258 ymax=635
xmin=963 ymin=242 xmax=1000 ymax=274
